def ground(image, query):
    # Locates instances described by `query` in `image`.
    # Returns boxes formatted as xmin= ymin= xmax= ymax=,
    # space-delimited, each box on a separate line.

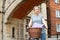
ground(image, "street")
xmin=47 ymin=38 xmax=57 ymax=40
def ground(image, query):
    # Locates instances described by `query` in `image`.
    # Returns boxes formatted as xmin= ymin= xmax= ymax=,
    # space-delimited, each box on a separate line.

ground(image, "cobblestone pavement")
xmin=47 ymin=38 xmax=57 ymax=40
xmin=27 ymin=38 xmax=58 ymax=40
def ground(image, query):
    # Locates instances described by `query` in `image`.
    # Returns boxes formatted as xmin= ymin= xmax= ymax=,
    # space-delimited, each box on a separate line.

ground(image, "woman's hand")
xmin=45 ymin=28 xmax=48 ymax=29
xmin=28 ymin=19 xmax=32 ymax=28
xmin=27 ymin=27 xmax=30 ymax=28
xmin=42 ymin=18 xmax=48 ymax=29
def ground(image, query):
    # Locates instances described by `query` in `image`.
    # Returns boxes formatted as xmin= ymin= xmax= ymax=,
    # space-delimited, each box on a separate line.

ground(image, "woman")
xmin=28 ymin=6 xmax=47 ymax=40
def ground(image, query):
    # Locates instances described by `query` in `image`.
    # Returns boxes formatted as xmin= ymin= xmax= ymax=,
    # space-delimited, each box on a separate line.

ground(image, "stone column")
xmin=0 ymin=13 xmax=2 ymax=40
xmin=0 ymin=0 xmax=3 ymax=40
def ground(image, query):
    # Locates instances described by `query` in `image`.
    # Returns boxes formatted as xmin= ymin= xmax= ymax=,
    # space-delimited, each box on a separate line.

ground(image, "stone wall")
xmin=4 ymin=0 xmax=22 ymax=23
xmin=0 ymin=0 xmax=2 ymax=11
xmin=0 ymin=0 xmax=3 ymax=40
xmin=0 ymin=13 xmax=2 ymax=40
xmin=5 ymin=18 xmax=24 ymax=40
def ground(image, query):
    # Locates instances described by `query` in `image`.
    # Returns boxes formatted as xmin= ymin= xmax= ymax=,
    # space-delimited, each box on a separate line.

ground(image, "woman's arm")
xmin=28 ymin=19 xmax=32 ymax=27
xmin=42 ymin=18 xmax=48 ymax=29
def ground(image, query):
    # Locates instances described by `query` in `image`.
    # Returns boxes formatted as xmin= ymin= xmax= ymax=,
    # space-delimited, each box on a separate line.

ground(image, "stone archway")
xmin=5 ymin=0 xmax=52 ymax=40
xmin=9 ymin=0 xmax=47 ymax=40
xmin=11 ymin=0 xmax=45 ymax=19
xmin=8 ymin=0 xmax=49 ymax=39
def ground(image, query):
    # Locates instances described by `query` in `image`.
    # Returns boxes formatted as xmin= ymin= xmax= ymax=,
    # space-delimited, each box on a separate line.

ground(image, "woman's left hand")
xmin=45 ymin=28 xmax=48 ymax=29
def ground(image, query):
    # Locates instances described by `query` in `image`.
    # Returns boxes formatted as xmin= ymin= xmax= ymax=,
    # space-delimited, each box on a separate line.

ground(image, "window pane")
xmin=59 ymin=25 xmax=60 ymax=32
xmin=56 ymin=24 xmax=60 ymax=32
xmin=56 ymin=10 xmax=60 ymax=17
xmin=12 ymin=27 xmax=15 ymax=38
xmin=59 ymin=11 xmax=60 ymax=16
xmin=55 ymin=0 xmax=59 ymax=3
xmin=56 ymin=24 xmax=58 ymax=32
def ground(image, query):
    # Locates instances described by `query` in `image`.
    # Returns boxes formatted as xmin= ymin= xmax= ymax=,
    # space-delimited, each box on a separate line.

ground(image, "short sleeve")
xmin=31 ymin=15 xmax=33 ymax=20
xmin=41 ymin=15 xmax=44 ymax=18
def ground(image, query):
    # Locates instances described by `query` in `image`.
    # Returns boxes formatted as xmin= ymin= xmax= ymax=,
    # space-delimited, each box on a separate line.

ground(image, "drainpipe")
xmin=2 ymin=0 xmax=6 ymax=40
